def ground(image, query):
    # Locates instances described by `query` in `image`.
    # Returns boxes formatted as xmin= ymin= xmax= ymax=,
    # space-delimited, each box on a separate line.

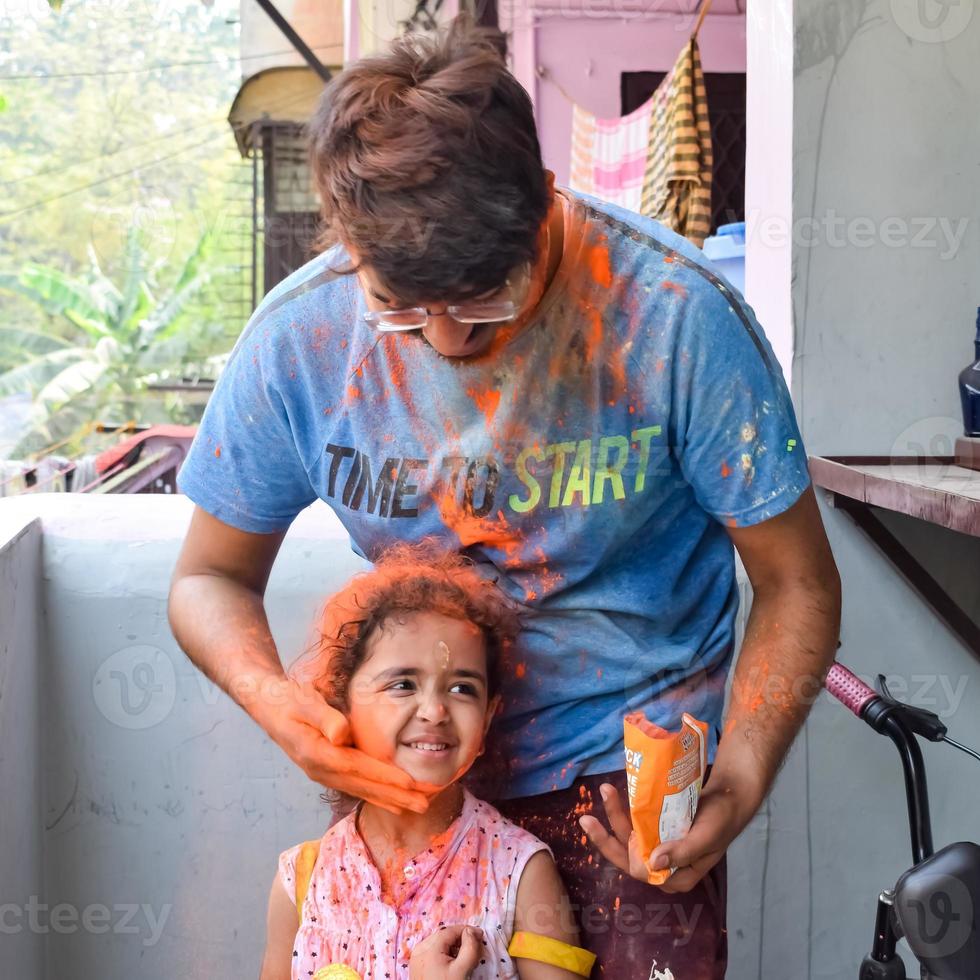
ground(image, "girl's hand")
xmin=256 ymin=676 xmax=440 ymax=815
xmin=408 ymin=925 xmax=484 ymax=980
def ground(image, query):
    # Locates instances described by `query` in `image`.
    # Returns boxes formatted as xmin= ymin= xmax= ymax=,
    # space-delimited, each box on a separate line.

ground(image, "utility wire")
xmin=0 ymin=43 xmax=337 ymax=80
xmin=0 ymin=132 xmax=227 ymax=223
xmin=2 ymin=111 xmax=229 ymax=187
xmin=4 ymin=85 xmax=316 ymax=188
xmin=0 ymin=88 xmax=316 ymax=223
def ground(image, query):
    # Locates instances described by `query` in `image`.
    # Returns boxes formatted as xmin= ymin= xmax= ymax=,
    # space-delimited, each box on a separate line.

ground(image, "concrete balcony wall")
xmin=0 ymin=495 xmax=367 ymax=979
xmin=0 ymin=513 xmax=44 ymax=978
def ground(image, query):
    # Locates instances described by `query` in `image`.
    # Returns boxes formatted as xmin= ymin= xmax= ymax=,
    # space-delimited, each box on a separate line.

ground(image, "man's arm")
xmin=649 ymin=486 xmax=841 ymax=891
xmin=169 ymin=506 xmax=287 ymax=715
xmin=579 ymin=487 xmax=840 ymax=890
xmin=168 ymin=505 xmax=434 ymax=813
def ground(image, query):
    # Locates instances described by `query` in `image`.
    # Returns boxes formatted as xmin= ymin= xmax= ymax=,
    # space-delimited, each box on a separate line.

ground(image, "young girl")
xmin=259 ymin=545 xmax=596 ymax=980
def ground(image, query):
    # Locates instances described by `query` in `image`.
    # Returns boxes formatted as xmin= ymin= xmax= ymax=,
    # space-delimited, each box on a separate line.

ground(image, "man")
xmin=169 ymin=17 xmax=840 ymax=977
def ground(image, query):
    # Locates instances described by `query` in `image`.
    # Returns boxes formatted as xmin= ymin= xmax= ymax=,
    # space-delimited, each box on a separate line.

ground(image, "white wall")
xmin=0 ymin=513 xmax=44 ymax=979
xmin=744 ymin=0 xmax=794 ymax=378
xmin=743 ymin=2 xmax=980 ymax=977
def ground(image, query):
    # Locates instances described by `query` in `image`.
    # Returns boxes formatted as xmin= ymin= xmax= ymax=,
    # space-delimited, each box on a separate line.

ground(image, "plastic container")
xmin=701 ymin=221 xmax=746 ymax=296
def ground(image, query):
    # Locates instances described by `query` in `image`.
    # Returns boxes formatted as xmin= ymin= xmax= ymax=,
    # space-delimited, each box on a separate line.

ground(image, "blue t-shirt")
xmin=178 ymin=191 xmax=810 ymax=799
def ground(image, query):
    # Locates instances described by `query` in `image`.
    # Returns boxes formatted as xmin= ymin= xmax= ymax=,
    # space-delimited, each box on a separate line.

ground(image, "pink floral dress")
xmin=278 ymin=790 xmax=551 ymax=980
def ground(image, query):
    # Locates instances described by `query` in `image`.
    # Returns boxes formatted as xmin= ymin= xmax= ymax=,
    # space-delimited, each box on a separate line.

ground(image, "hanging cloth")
xmin=568 ymin=26 xmax=714 ymax=245
xmin=640 ymin=35 xmax=714 ymax=247
xmin=570 ymin=95 xmax=657 ymax=216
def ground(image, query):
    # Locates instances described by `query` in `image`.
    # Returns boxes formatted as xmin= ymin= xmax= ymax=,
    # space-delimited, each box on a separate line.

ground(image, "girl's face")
xmin=347 ymin=611 xmax=499 ymax=787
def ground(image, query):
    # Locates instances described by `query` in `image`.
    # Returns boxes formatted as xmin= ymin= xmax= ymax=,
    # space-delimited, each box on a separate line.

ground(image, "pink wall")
xmin=498 ymin=2 xmax=795 ymax=380
xmin=500 ymin=4 xmax=747 ymax=183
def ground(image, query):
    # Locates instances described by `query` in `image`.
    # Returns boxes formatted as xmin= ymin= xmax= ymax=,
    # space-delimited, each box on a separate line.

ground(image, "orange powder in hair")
xmin=623 ymin=711 xmax=709 ymax=885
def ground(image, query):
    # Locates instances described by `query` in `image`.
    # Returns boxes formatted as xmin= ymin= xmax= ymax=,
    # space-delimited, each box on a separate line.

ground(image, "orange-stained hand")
xmin=256 ymin=676 xmax=441 ymax=815
xmin=579 ymin=780 xmax=757 ymax=893
xmin=408 ymin=925 xmax=484 ymax=980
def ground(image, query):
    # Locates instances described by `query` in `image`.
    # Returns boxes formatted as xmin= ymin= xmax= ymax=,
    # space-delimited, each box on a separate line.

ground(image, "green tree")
xmin=0 ymin=227 xmax=222 ymax=456
xmin=0 ymin=0 xmax=254 ymax=368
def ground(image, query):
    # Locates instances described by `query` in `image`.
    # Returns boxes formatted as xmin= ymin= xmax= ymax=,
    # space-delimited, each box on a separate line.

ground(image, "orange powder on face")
xmin=483 ymin=192 xmax=561 ymax=359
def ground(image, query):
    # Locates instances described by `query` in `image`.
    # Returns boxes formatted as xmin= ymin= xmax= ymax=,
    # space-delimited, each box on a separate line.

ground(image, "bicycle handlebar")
xmin=824 ymin=662 xmax=879 ymax=718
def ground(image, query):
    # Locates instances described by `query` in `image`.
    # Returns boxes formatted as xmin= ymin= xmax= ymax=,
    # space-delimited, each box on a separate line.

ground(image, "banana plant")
xmin=0 ymin=226 xmax=216 ymax=457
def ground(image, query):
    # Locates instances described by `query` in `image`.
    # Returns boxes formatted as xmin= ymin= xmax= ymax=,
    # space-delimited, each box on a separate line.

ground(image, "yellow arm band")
xmin=294 ymin=840 xmax=321 ymax=926
xmin=507 ymin=931 xmax=596 ymax=977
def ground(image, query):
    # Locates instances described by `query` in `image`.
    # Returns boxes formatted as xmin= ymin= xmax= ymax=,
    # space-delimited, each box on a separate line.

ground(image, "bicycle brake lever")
xmin=876 ymin=675 xmax=948 ymax=742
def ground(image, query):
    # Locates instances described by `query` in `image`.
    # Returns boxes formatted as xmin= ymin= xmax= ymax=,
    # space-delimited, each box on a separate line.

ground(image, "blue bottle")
xmin=960 ymin=308 xmax=980 ymax=436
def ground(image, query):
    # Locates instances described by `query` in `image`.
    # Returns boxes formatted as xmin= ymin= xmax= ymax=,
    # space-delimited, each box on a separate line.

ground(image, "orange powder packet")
xmin=623 ymin=711 xmax=709 ymax=885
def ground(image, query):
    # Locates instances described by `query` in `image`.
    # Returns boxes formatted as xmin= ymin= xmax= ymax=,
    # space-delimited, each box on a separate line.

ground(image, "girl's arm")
xmin=513 ymin=851 xmax=587 ymax=980
xmin=259 ymin=874 xmax=299 ymax=980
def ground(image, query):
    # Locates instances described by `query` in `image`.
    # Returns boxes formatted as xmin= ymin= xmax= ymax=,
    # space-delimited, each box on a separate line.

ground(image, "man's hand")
xmin=408 ymin=925 xmax=484 ymax=980
xmin=579 ymin=777 xmax=761 ymax=893
xmin=169 ymin=507 xmax=442 ymax=816
xmin=578 ymin=783 xmax=654 ymax=883
xmin=646 ymin=773 xmax=761 ymax=893
xmin=255 ymin=675 xmax=440 ymax=815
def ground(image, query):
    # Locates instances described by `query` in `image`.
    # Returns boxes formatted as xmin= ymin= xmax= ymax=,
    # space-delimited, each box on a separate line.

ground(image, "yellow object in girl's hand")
xmin=313 ymin=966 xmax=362 ymax=980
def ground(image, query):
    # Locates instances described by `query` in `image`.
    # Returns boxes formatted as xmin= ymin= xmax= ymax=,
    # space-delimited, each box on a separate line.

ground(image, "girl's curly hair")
xmin=300 ymin=541 xmax=520 ymax=716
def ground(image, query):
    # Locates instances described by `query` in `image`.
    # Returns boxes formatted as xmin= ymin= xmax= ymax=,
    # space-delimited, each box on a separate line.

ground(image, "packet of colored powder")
xmin=623 ymin=711 xmax=709 ymax=885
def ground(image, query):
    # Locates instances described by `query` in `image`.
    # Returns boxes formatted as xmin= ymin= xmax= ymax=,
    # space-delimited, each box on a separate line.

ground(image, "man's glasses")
xmin=361 ymin=272 xmax=525 ymax=333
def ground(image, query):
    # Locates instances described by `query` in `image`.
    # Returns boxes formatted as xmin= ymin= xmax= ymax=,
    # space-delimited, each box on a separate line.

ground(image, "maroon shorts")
xmin=493 ymin=769 xmax=727 ymax=979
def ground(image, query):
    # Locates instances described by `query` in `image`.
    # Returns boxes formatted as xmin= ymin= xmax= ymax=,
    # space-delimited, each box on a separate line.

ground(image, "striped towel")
xmin=570 ymin=37 xmax=714 ymax=247
xmin=570 ymin=96 xmax=654 ymax=216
